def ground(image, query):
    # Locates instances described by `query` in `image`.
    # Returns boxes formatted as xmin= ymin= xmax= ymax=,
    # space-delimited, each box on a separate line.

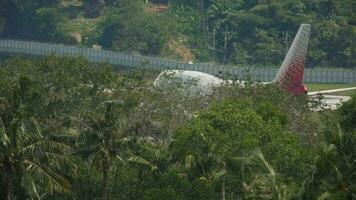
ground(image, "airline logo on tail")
xmin=273 ymin=24 xmax=311 ymax=95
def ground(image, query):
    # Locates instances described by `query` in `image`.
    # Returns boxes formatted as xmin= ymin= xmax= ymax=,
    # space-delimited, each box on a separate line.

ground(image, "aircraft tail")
xmin=273 ymin=24 xmax=311 ymax=95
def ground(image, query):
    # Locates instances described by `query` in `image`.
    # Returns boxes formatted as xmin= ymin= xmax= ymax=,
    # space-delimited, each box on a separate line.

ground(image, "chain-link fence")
xmin=1 ymin=39 xmax=355 ymax=83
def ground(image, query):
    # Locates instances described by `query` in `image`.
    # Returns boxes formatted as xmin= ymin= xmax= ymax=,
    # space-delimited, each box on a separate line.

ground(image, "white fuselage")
xmin=153 ymin=70 xmax=248 ymax=93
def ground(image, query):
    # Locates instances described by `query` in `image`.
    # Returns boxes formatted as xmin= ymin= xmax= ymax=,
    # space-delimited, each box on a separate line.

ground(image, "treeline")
xmin=170 ymin=0 xmax=356 ymax=68
xmin=0 ymin=56 xmax=355 ymax=199
xmin=0 ymin=0 xmax=355 ymax=68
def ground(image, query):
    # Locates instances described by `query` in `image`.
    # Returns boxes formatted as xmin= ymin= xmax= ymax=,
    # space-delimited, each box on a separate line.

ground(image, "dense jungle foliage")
xmin=0 ymin=0 xmax=355 ymax=68
xmin=0 ymin=56 xmax=355 ymax=199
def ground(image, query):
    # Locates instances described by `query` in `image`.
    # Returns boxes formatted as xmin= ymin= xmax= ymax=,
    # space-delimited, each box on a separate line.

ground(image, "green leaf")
xmin=30 ymin=117 xmax=42 ymax=138
xmin=24 ymin=160 xmax=71 ymax=192
xmin=317 ymin=192 xmax=330 ymax=200
xmin=0 ymin=118 xmax=10 ymax=146
xmin=91 ymin=149 xmax=106 ymax=170
xmin=212 ymin=169 xmax=226 ymax=180
xmin=252 ymin=148 xmax=276 ymax=177
xmin=23 ymin=175 xmax=40 ymax=200
xmin=184 ymin=155 xmax=196 ymax=169
xmin=128 ymin=156 xmax=157 ymax=171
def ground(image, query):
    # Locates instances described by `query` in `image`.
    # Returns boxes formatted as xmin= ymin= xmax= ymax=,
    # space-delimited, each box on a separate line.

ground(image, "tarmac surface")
xmin=309 ymin=94 xmax=351 ymax=110
xmin=308 ymin=87 xmax=355 ymax=110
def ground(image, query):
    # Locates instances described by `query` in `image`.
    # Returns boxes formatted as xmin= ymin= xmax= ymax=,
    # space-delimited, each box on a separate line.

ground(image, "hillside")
xmin=0 ymin=0 xmax=355 ymax=68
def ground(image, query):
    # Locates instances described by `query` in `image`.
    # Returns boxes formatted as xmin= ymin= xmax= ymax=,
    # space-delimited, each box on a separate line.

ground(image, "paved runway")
xmin=311 ymin=95 xmax=350 ymax=110
xmin=307 ymin=87 xmax=355 ymax=110
xmin=323 ymin=95 xmax=350 ymax=108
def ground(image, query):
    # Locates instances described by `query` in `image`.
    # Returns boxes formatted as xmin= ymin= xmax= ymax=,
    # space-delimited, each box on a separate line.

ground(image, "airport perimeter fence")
xmin=1 ymin=39 xmax=356 ymax=83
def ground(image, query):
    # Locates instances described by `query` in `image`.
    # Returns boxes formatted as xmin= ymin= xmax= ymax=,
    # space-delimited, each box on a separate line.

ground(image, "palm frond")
xmin=0 ymin=117 xmax=10 ymax=146
xmin=184 ymin=154 xmax=196 ymax=169
xmin=20 ymin=140 xmax=71 ymax=155
xmin=316 ymin=192 xmax=329 ymax=200
xmin=22 ymin=174 xmax=41 ymax=200
xmin=128 ymin=155 xmax=158 ymax=171
xmin=24 ymin=160 xmax=71 ymax=192
xmin=242 ymin=148 xmax=292 ymax=200
xmin=91 ymin=148 xmax=108 ymax=170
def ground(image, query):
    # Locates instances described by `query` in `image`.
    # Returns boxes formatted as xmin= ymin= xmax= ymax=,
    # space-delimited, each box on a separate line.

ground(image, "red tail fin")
xmin=273 ymin=24 xmax=311 ymax=95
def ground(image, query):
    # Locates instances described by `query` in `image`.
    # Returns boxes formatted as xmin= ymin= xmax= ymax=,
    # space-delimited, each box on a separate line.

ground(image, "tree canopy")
xmin=0 ymin=55 xmax=354 ymax=199
xmin=0 ymin=0 xmax=354 ymax=68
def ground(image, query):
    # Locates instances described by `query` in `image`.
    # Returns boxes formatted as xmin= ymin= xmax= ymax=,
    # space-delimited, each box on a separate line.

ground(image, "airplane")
xmin=154 ymin=24 xmax=356 ymax=109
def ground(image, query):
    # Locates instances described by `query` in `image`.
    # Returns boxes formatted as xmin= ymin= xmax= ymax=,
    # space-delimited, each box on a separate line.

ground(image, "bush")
xmin=100 ymin=0 xmax=170 ymax=55
xmin=339 ymin=94 xmax=356 ymax=132
xmin=170 ymin=99 xmax=313 ymax=198
xmin=34 ymin=7 xmax=68 ymax=41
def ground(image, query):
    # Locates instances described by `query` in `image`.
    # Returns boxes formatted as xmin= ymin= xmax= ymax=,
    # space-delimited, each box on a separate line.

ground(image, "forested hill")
xmin=0 ymin=0 xmax=355 ymax=68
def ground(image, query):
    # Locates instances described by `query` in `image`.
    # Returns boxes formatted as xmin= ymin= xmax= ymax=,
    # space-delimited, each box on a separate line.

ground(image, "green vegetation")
xmin=99 ymin=0 xmax=171 ymax=55
xmin=307 ymin=83 xmax=356 ymax=95
xmin=0 ymin=56 xmax=355 ymax=199
xmin=0 ymin=0 xmax=355 ymax=68
xmin=307 ymin=83 xmax=356 ymax=92
xmin=0 ymin=1 xmax=355 ymax=199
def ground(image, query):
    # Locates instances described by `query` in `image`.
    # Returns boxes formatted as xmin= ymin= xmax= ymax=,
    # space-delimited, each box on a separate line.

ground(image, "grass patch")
xmin=327 ymin=90 xmax=356 ymax=96
xmin=307 ymin=83 xmax=356 ymax=96
xmin=59 ymin=1 xmax=102 ymax=39
xmin=62 ymin=16 xmax=101 ymax=34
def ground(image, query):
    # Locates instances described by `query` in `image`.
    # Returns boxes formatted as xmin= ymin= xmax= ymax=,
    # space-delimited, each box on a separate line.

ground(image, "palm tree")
xmin=241 ymin=149 xmax=292 ymax=200
xmin=0 ymin=77 xmax=72 ymax=200
xmin=300 ymin=127 xmax=356 ymax=199
xmin=77 ymin=101 xmax=128 ymax=200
